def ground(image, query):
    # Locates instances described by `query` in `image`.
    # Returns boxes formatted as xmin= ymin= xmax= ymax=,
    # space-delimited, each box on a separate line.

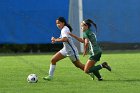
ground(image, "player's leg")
xmin=84 ymin=60 xmax=96 ymax=80
xmin=69 ymin=51 xmax=85 ymax=71
xmin=88 ymin=53 xmax=103 ymax=80
xmin=72 ymin=59 xmax=85 ymax=71
xmin=88 ymin=64 xmax=103 ymax=81
xmin=71 ymin=58 xmax=96 ymax=80
xmin=69 ymin=54 xmax=96 ymax=80
xmin=84 ymin=60 xmax=103 ymax=80
xmin=43 ymin=51 xmax=65 ymax=81
xmin=84 ymin=60 xmax=95 ymax=73
xmin=88 ymin=62 xmax=111 ymax=80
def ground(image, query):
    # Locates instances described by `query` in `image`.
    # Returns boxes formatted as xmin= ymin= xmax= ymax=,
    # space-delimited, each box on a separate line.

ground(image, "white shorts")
xmin=59 ymin=48 xmax=79 ymax=62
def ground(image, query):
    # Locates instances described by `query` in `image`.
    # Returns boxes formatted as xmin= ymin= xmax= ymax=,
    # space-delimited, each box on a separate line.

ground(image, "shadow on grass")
xmin=102 ymin=79 xmax=140 ymax=86
xmin=103 ymin=79 xmax=140 ymax=82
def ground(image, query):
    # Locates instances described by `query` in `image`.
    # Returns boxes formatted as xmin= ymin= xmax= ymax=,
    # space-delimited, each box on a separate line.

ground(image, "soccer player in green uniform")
xmin=69 ymin=19 xmax=111 ymax=80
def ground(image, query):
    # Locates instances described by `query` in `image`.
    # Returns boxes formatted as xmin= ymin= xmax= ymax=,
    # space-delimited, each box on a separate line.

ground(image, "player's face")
xmin=56 ymin=20 xmax=64 ymax=30
xmin=81 ymin=23 xmax=88 ymax=32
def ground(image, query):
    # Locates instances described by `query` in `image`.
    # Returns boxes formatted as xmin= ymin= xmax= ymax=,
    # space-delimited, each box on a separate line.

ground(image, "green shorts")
xmin=89 ymin=52 xmax=102 ymax=62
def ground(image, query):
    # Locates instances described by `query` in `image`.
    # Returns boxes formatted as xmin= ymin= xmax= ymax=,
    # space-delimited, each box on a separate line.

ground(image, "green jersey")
xmin=83 ymin=29 xmax=102 ymax=55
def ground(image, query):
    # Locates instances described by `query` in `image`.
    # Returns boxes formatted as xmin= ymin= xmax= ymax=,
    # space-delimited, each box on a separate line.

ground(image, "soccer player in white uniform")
xmin=43 ymin=17 xmax=84 ymax=81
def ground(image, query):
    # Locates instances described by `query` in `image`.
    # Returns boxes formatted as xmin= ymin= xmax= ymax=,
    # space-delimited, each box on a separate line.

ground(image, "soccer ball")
xmin=27 ymin=74 xmax=38 ymax=83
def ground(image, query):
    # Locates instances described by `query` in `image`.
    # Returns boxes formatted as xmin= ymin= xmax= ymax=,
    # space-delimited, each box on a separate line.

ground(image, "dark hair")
xmin=57 ymin=17 xmax=73 ymax=32
xmin=84 ymin=19 xmax=97 ymax=32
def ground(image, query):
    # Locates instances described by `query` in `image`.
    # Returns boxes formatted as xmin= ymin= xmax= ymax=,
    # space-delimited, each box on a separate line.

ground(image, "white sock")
xmin=48 ymin=64 xmax=56 ymax=77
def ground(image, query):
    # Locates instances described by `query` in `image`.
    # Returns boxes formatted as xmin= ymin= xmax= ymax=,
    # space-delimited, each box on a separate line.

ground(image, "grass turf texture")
xmin=0 ymin=51 xmax=140 ymax=93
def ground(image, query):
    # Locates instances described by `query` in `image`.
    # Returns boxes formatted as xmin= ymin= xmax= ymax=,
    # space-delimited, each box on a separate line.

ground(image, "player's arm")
xmin=51 ymin=37 xmax=68 ymax=44
xmin=83 ymin=38 xmax=89 ymax=57
xmin=68 ymin=32 xmax=84 ymax=43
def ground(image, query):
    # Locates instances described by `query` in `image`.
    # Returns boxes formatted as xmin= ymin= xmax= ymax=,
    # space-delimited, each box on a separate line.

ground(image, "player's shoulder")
xmin=62 ymin=26 xmax=70 ymax=32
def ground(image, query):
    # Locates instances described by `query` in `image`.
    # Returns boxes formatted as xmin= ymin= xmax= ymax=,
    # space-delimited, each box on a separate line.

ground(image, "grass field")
xmin=0 ymin=51 xmax=140 ymax=93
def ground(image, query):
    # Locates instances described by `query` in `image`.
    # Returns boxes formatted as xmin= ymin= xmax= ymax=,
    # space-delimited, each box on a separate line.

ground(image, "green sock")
xmin=88 ymin=65 xmax=102 ymax=79
xmin=88 ymin=65 xmax=102 ymax=73
xmin=93 ymin=70 xmax=102 ymax=79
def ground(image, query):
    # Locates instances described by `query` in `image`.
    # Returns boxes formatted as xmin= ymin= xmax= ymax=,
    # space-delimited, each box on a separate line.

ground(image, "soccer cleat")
xmin=43 ymin=75 xmax=53 ymax=81
xmin=102 ymin=62 xmax=111 ymax=71
xmin=89 ymin=73 xmax=95 ymax=80
xmin=98 ymin=78 xmax=103 ymax=81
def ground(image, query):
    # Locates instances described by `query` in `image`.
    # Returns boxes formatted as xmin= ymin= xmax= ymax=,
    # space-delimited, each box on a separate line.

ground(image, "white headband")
xmin=82 ymin=21 xmax=86 ymax=25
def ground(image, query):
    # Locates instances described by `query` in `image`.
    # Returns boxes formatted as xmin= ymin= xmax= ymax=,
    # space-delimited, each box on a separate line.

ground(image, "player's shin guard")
xmin=93 ymin=70 xmax=102 ymax=80
xmin=48 ymin=64 xmax=56 ymax=77
xmin=88 ymin=65 xmax=102 ymax=73
xmin=88 ymin=65 xmax=102 ymax=80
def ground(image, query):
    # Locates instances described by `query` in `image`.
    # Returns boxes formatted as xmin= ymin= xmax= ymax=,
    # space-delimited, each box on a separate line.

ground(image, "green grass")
xmin=0 ymin=51 xmax=140 ymax=93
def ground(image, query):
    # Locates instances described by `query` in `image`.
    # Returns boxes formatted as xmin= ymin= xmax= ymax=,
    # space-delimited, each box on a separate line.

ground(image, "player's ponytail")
xmin=66 ymin=24 xmax=72 ymax=32
xmin=84 ymin=19 xmax=97 ymax=32
xmin=57 ymin=17 xmax=73 ymax=32
xmin=87 ymin=19 xmax=97 ymax=31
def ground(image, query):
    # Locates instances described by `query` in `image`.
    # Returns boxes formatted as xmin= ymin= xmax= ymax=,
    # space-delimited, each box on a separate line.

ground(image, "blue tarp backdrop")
xmin=0 ymin=0 xmax=69 ymax=44
xmin=83 ymin=0 xmax=140 ymax=43
xmin=0 ymin=0 xmax=140 ymax=44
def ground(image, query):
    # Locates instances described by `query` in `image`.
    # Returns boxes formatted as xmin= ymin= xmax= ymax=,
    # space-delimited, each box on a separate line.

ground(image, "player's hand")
xmin=51 ymin=37 xmax=56 ymax=44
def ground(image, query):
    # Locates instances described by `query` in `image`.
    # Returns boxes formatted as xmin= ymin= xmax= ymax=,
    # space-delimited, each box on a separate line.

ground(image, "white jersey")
xmin=59 ymin=26 xmax=79 ymax=61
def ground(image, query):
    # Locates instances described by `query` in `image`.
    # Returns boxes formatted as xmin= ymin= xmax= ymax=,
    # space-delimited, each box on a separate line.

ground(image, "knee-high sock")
xmin=93 ymin=70 xmax=102 ymax=79
xmin=48 ymin=64 xmax=56 ymax=77
xmin=88 ymin=65 xmax=102 ymax=78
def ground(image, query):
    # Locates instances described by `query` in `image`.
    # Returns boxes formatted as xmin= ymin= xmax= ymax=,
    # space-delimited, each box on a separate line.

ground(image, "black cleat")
xmin=98 ymin=78 xmax=103 ymax=81
xmin=102 ymin=62 xmax=111 ymax=71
